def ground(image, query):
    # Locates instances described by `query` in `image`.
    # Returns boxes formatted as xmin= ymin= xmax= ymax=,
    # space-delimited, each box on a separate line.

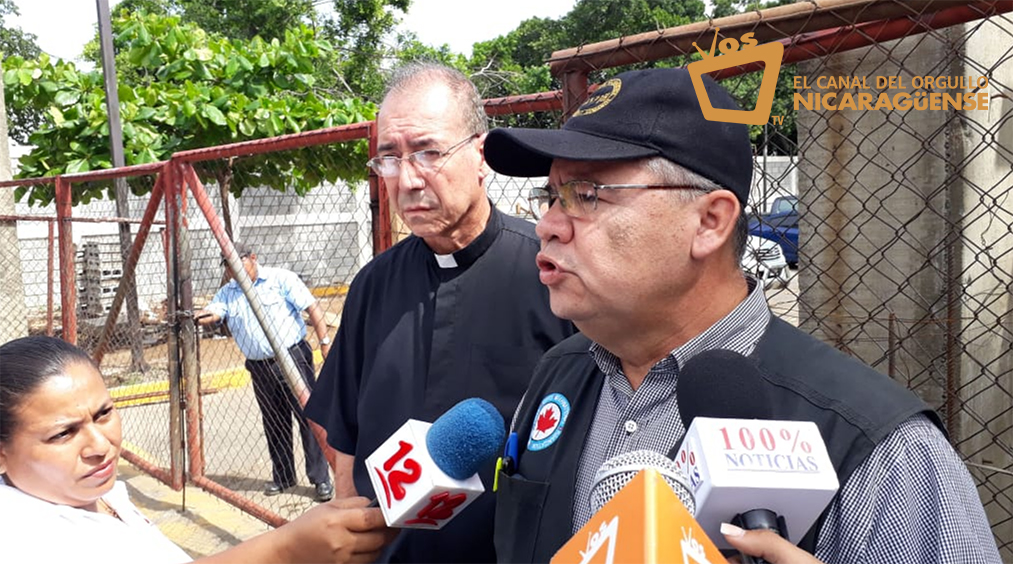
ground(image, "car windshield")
xmin=770 ymin=196 xmax=797 ymax=215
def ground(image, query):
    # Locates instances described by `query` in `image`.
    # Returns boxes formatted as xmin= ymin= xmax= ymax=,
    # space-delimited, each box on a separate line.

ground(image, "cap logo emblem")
xmin=572 ymin=78 xmax=622 ymax=118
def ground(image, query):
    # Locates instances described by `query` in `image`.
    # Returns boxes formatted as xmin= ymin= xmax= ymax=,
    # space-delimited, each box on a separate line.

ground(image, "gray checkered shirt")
xmin=570 ymin=278 xmax=1000 ymax=563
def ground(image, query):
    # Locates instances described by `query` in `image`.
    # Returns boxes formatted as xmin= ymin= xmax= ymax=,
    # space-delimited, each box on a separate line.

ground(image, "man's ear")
xmin=690 ymin=190 xmax=741 ymax=261
xmin=476 ymin=132 xmax=490 ymax=185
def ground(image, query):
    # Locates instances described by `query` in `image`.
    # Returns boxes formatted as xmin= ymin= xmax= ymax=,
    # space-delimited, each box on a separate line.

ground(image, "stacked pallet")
xmin=77 ymin=241 xmax=126 ymax=322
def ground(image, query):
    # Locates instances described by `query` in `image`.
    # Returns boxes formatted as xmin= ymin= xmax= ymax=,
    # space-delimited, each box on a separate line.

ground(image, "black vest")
xmin=494 ymin=317 xmax=942 ymax=564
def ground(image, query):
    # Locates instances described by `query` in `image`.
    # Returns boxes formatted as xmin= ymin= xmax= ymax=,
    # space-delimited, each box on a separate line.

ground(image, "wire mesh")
xmin=63 ymin=173 xmax=177 ymax=477
xmin=182 ymin=139 xmax=373 ymax=521
xmin=0 ymin=181 xmax=58 ymax=345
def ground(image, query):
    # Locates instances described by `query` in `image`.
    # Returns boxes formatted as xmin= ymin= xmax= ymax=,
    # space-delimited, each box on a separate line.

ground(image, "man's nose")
xmin=397 ymin=158 xmax=426 ymax=191
xmin=535 ymin=199 xmax=574 ymax=244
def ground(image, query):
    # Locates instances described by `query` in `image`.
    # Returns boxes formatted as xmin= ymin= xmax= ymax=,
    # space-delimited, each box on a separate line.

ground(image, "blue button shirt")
xmin=205 ymin=266 xmax=315 ymax=360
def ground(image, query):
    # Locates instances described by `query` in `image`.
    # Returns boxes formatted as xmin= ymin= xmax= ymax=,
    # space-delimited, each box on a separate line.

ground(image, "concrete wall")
xmin=750 ymin=156 xmax=798 ymax=214
xmin=8 ymin=180 xmax=373 ymax=317
xmin=798 ymin=33 xmax=953 ymax=406
xmin=183 ymin=181 xmax=372 ymax=301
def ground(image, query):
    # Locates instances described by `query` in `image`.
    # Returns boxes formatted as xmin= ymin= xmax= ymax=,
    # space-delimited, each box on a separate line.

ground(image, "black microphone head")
xmin=589 ymin=450 xmax=696 ymax=515
xmin=677 ymin=349 xmax=773 ymax=428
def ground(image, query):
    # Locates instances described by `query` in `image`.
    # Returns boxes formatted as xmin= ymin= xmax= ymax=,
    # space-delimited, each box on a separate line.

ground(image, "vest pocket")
xmin=494 ymin=471 xmax=550 ymax=564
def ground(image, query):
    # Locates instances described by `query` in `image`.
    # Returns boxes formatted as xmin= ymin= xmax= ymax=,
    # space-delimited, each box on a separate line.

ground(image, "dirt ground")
xmin=108 ymin=293 xmax=348 ymax=520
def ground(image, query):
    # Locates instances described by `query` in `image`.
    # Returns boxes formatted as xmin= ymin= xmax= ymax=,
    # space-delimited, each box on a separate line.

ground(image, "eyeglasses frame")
xmin=528 ymin=181 xmax=708 ymax=219
xmin=366 ymin=133 xmax=480 ymax=178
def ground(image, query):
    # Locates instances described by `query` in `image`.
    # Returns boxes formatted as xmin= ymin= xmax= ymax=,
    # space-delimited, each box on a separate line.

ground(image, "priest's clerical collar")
xmin=430 ymin=203 xmax=502 ymax=270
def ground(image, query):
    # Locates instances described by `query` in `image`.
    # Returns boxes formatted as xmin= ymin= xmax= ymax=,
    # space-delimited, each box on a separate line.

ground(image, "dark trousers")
xmin=245 ymin=340 xmax=330 ymax=486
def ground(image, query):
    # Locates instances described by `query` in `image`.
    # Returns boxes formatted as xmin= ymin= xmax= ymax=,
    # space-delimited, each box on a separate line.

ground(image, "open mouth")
xmin=536 ymin=254 xmax=559 ymax=273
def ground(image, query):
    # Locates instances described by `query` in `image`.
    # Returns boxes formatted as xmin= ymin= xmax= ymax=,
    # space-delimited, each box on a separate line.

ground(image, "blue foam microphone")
xmin=427 ymin=398 xmax=506 ymax=479
xmin=365 ymin=398 xmax=506 ymax=529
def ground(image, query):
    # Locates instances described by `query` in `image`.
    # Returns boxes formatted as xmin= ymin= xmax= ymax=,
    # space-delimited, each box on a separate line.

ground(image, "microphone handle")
xmin=732 ymin=509 xmax=788 ymax=564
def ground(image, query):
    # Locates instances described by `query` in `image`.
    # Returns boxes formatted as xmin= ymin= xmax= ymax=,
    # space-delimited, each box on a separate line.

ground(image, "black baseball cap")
xmin=484 ymin=68 xmax=753 ymax=205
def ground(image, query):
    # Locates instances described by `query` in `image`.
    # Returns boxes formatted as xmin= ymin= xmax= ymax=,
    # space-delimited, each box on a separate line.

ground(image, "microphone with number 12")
xmin=365 ymin=398 xmax=506 ymax=529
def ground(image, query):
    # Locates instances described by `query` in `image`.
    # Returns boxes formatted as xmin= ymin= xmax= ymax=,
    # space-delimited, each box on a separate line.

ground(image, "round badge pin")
xmin=528 ymin=393 xmax=571 ymax=451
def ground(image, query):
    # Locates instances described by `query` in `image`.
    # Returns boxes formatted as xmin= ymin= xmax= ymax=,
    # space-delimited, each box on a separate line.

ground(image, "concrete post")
xmin=0 ymin=60 xmax=30 ymax=343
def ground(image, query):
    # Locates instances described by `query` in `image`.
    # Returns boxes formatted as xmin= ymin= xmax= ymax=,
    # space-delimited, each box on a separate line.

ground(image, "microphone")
xmin=552 ymin=450 xmax=724 ymax=564
xmin=365 ymin=398 xmax=506 ymax=529
xmin=589 ymin=449 xmax=695 ymax=515
xmin=673 ymin=349 xmax=840 ymax=556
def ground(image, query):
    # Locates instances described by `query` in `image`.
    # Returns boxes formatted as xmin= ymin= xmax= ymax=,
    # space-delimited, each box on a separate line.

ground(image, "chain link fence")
xmin=1 ymin=0 xmax=1008 ymax=556
xmin=1 ymin=180 xmax=59 ymax=346
xmin=180 ymin=134 xmax=374 ymax=521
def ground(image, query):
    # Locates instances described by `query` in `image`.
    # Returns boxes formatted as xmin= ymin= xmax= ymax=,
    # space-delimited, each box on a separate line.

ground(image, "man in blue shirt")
xmin=197 ymin=241 xmax=334 ymax=502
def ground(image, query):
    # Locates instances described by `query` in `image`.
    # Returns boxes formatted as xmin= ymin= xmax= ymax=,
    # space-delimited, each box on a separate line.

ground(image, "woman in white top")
xmin=0 ymin=336 xmax=396 ymax=564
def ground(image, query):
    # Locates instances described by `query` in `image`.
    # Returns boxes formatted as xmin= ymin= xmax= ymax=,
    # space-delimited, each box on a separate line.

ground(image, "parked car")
xmin=748 ymin=195 xmax=799 ymax=266
xmin=742 ymin=235 xmax=788 ymax=287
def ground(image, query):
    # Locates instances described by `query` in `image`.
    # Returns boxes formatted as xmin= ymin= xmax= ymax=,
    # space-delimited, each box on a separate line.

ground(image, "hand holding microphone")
xmin=553 ymin=449 xmax=724 ymax=564
xmin=365 ymin=398 xmax=505 ymax=529
xmin=720 ymin=523 xmax=825 ymax=564
xmin=553 ymin=447 xmax=829 ymax=564
xmin=675 ymin=350 xmax=840 ymax=564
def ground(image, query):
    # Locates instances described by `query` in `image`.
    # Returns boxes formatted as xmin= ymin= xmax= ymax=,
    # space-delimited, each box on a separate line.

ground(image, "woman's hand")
xmin=202 ymin=496 xmax=399 ymax=564
xmin=721 ymin=523 xmax=824 ymax=564
xmin=280 ymin=497 xmax=399 ymax=563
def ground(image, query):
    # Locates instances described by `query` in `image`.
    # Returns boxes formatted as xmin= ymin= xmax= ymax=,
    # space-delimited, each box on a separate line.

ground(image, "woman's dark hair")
xmin=0 ymin=336 xmax=98 ymax=443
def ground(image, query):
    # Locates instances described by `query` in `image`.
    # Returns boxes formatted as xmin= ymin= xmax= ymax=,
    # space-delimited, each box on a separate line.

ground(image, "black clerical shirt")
xmin=306 ymin=206 xmax=574 ymax=563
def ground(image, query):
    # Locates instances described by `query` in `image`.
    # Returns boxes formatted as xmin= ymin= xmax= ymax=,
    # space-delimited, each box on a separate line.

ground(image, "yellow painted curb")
xmin=311 ymin=284 xmax=349 ymax=298
xmin=121 ymin=438 xmax=158 ymax=463
xmin=111 ymin=354 xmax=324 ymax=408
xmin=111 ymin=366 xmax=251 ymax=408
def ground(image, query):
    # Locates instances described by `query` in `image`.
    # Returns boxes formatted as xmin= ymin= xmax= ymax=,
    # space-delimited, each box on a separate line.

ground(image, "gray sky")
xmin=9 ymin=0 xmax=577 ymax=66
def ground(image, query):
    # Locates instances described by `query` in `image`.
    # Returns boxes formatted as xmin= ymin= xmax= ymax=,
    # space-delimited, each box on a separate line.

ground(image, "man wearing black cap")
xmin=195 ymin=241 xmax=334 ymax=502
xmin=486 ymin=68 xmax=999 ymax=564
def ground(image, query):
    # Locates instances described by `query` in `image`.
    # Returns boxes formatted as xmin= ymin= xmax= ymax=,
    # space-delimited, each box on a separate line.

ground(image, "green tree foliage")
xmin=324 ymin=0 xmax=411 ymax=101
xmin=1 ymin=0 xmax=42 ymax=143
xmin=0 ymin=0 xmax=39 ymax=62
xmin=109 ymin=0 xmax=412 ymax=102
xmin=446 ymin=0 xmax=703 ymax=129
xmin=114 ymin=0 xmax=318 ymax=43
xmin=700 ymin=0 xmax=799 ymax=155
xmin=3 ymin=11 xmax=375 ymax=205
xmin=447 ymin=0 xmax=798 ymax=154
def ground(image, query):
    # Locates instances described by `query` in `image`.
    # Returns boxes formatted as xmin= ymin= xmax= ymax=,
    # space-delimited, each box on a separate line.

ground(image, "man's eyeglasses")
xmin=366 ymin=134 xmax=479 ymax=178
xmin=528 ymin=181 xmax=705 ymax=219
xmin=221 ymin=253 xmax=251 ymax=267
